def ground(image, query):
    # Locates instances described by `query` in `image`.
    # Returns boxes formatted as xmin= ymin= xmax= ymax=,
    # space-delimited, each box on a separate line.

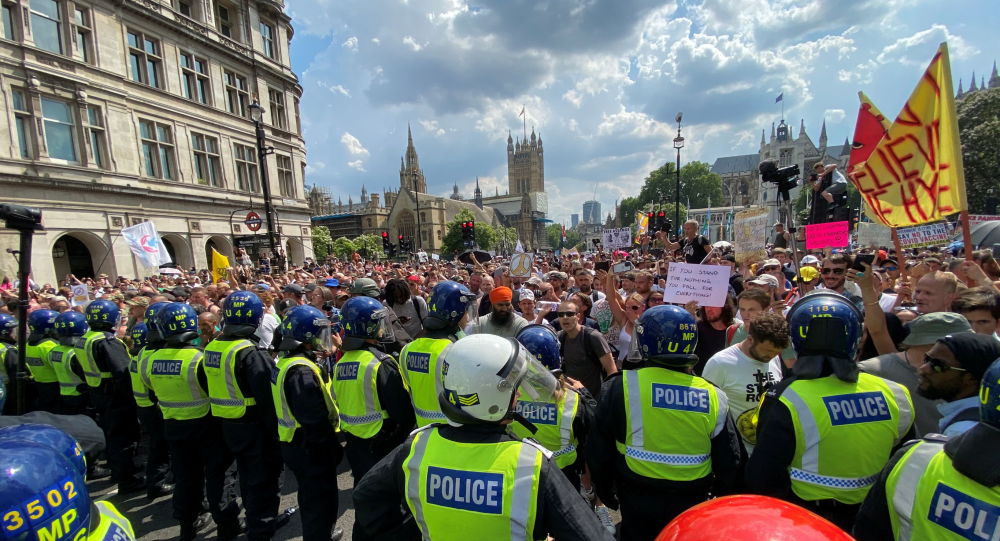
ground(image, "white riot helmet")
xmin=437 ymin=334 xmax=557 ymax=426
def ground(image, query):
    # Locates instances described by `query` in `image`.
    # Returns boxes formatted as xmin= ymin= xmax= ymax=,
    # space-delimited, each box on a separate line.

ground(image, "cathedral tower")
xmin=507 ymin=129 xmax=544 ymax=195
xmin=399 ymin=124 xmax=427 ymax=193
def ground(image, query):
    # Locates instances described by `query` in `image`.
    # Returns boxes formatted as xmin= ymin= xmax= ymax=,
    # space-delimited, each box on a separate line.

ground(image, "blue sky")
xmin=284 ymin=0 xmax=998 ymax=225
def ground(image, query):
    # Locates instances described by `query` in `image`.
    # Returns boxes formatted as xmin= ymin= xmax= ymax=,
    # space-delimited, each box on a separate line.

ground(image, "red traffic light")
xmin=398 ymin=235 xmax=404 ymax=240
xmin=657 ymin=211 xmax=666 ymax=217
xmin=647 ymin=212 xmax=654 ymax=219
xmin=381 ymin=231 xmax=388 ymax=238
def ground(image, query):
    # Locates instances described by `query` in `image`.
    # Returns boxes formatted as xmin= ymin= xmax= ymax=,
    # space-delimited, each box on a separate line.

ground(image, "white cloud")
xmin=342 ymin=36 xmax=358 ymax=51
xmin=340 ymin=132 xmax=370 ymax=156
xmin=876 ymin=24 xmax=978 ymax=66
xmin=824 ymin=108 xmax=846 ymax=123
xmin=419 ymin=119 xmax=446 ymax=136
xmin=402 ymin=36 xmax=425 ymax=52
xmin=347 ymin=160 xmax=366 ymax=172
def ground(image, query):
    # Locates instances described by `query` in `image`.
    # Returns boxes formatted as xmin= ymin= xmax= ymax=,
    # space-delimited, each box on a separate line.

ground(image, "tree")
xmin=494 ymin=225 xmax=519 ymax=255
xmin=957 ymin=87 xmax=1000 ymax=214
xmin=637 ymin=161 xmax=723 ymax=212
xmin=546 ymin=223 xmax=581 ymax=249
xmin=352 ymin=233 xmax=384 ymax=259
xmin=312 ymin=226 xmax=333 ymax=260
xmin=330 ymin=236 xmax=357 ymax=260
xmin=618 ymin=196 xmax=642 ymax=228
xmin=440 ymin=209 xmax=497 ymax=255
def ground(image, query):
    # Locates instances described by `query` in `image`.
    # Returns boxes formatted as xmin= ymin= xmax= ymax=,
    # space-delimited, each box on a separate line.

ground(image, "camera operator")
xmin=808 ymin=162 xmax=848 ymax=224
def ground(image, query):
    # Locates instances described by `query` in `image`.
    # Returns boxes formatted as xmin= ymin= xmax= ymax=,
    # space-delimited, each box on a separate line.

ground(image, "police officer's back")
xmin=854 ymin=357 xmax=1000 ymax=540
xmin=0 ymin=314 xmax=18 ymax=414
xmin=588 ymin=304 xmax=742 ymax=540
xmin=746 ymin=292 xmax=915 ymax=531
xmin=127 ymin=319 xmax=172 ymax=499
xmin=399 ymin=280 xmax=474 ymax=427
xmin=23 ymin=310 xmax=61 ymax=412
xmin=353 ymin=333 xmax=612 ymax=540
xmin=335 ymin=296 xmax=415 ymax=482
xmin=51 ymin=311 xmax=89 ymax=415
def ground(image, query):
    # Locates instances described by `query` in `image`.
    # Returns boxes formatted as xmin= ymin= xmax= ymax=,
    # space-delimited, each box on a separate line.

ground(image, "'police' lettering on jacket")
xmin=26 ymin=356 xmax=43 ymax=367
xmin=928 ymin=483 xmax=1000 ymax=540
xmin=651 ymin=383 xmax=709 ymax=413
xmin=406 ymin=352 xmax=431 ymax=374
xmin=336 ymin=362 xmax=360 ymax=381
xmin=823 ymin=391 xmax=890 ymax=425
xmin=426 ymin=466 xmax=503 ymax=514
xmin=515 ymin=401 xmax=558 ymax=425
xmin=151 ymin=360 xmax=183 ymax=376
xmin=204 ymin=351 xmax=222 ymax=369
xmin=51 ymin=351 xmax=63 ymax=363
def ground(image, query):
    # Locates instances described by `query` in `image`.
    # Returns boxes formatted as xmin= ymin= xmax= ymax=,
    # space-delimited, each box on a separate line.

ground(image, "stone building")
xmin=0 ymin=0 xmax=312 ymax=284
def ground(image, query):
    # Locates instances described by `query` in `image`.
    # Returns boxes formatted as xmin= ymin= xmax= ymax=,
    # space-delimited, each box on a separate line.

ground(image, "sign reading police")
xmin=928 ymin=482 xmax=1000 ymax=540
xmin=336 ymin=362 xmax=360 ymax=381
xmin=426 ymin=466 xmax=503 ymax=514
xmin=406 ymin=352 xmax=431 ymax=374
xmin=651 ymin=384 xmax=709 ymax=413
xmin=515 ymin=401 xmax=558 ymax=426
xmin=151 ymin=360 xmax=183 ymax=376
xmin=823 ymin=392 xmax=890 ymax=425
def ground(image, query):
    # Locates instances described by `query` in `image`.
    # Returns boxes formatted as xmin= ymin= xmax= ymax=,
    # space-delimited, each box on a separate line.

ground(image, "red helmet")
xmin=656 ymin=495 xmax=854 ymax=541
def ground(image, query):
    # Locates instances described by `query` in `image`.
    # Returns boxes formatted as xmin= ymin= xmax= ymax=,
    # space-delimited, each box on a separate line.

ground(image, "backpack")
xmin=558 ymin=327 xmax=602 ymax=369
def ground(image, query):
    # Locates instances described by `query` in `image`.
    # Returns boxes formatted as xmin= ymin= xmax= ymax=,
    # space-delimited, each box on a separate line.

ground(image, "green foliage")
xmin=352 ymin=233 xmax=384 ymax=259
xmin=618 ymin=197 xmax=642 ymax=227
xmin=330 ymin=236 xmax=357 ymax=260
xmin=545 ymin=223 xmax=582 ymax=249
xmin=440 ymin=209 xmax=496 ymax=255
xmin=494 ymin=226 xmax=519 ymax=255
xmin=311 ymin=226 xmax=333 ymax=260
xmin=637 ymin=161 xmax=723 ymax=212
xmin=957 ymin=87 xmax=1000 ymax=214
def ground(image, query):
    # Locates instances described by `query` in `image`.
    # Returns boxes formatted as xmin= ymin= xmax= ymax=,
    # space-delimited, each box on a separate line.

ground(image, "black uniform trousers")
xmin=58 ymin=393 xmax=88 ymax=416
xmin=90 ymin=378 xmax=141 ymax=485
xmin=136 ymin=404 xmax=171 ymax=488
xmin=343 ymin=433 xmax=383 ymax=483
xmin=32 ymin=382 xmax=60 ymax=413
xmin=281 ymin=439 xmax=342 ymax=541
xmin=164 ymin=416 xmax=240 ymax=532
xmin=617 ymin=476 xmax=712 ymax=541
xmin=222 ymin=420 xmax=283 ymax=541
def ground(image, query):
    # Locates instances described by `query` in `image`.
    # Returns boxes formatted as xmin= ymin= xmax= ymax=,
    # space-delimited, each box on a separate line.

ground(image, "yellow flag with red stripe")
xmin=211 ymin=248 xmax=229 ymax=283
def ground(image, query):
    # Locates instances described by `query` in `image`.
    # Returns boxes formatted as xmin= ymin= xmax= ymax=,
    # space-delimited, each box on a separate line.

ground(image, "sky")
xmin=283 ymin=0 xmax=999 ymax=226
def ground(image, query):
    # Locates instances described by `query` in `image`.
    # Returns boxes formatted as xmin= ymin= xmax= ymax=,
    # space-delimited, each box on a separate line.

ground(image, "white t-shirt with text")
xmin=702 ymin=344 xmax=783 ymax=454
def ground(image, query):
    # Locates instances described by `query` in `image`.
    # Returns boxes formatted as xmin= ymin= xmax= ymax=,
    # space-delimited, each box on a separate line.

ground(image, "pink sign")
xmin=804 ymin=221 xmax=849 ymax=250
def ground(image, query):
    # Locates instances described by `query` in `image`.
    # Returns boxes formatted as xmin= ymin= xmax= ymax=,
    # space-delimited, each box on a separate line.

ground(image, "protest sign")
xmin=601 ymin=227 xmax=632 ymax=250
xmin=896 ymin=222 xmax=951 ymax=248
xmin=968 ymin=215 xmax=1000 ymax=227
xmin=509 ymin=253 xmax=533 ymax=277
xmin=70 ymin=284 xmax=90 ymax=307
xmin=733 ymin=207 xmax=769 ymax=263
xmin=662 ymin=262 xmax=730 ymax=308
xmin=856 ymin=222 xmax=894 ymax=248
xmin=804 ymin=221 xmax=849 ymax=250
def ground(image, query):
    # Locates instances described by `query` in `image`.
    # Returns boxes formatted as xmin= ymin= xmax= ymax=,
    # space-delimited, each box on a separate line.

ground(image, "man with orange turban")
xmin=464 ymin=286 xmax=529 ymax=338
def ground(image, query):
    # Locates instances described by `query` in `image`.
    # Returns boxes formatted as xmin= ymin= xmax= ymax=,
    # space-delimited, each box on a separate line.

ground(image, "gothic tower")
xmin=507 ymin=129 xmax=544 ymax=195
xmin=474 ymin=177 xmax=483 ymax=209
xmin=399 ymin=124 xmax=427 ymax=193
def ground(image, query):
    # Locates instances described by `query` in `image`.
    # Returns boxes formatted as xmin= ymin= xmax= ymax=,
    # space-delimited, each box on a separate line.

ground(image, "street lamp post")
xmin=673 ymin=112 xmax=685 ymax=239
xmin=249 ymin=99 xmax=279 ymax=269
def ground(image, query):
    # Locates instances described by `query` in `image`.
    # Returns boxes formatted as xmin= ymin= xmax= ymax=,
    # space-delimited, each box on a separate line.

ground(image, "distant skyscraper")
xmin=583 ymin=201 xmax=602 ymax=225
xmin=571 ymin=214 xmax=579 ymax=229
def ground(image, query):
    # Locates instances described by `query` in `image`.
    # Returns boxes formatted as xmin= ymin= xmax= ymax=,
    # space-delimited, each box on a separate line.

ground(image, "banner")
xmin=733 ymin=207 xmax=769 ymax=263
xmin=896 ymin=222 xmax=951 ymax=248
xmin=121 ymin=221 xmax=172 ymax=268
xmin=70 ymin=284 xmax=90 ymax=307
xmin=509 ymin=253 xmax=533 ymax=278
xmin=804 ymin=221 xmax=849 ymax=250
xmin=856 ymin=222 xmax=894 ymax=248
xmin=848 ymin=42 xmax=967 ymax=228
xmin=211 ymin=248 xmax=230 ymax=283
xmin=662 ymin=262 xmax=730 ymax=308
xmin=514 ymin=240 xmax=524 ymax=253
xmin=636 ymin=212 xmax=649 ymax=236
xmin=968 ymin=215 xmax=1000 ymax=227
xmin=601 ymin=227 xmax=632 ymax=250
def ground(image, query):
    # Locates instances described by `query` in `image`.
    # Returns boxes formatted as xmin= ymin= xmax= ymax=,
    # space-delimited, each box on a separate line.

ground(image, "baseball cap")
xmin=800 ymin=255 xmax=820 ymax=265
xmin=406 ymin=275 xmax=422 ymax=283
xmin=125 ymin=297 xmax=150 ymax=307
xmin=901 ymin=312 xmax=972 ymax=347
xmin=761 ymin=258 xmax=781 ymax=268
xmin=796 ymin=266 xmax=819 ymax=283
xmin=349 ymin=278 xmax=382 ymax=298
xmin=747 ymin=274 xmax=779 ymax=288
xmin=324 ymin=278 xmax=340 ymax=288
xmin=527 ymin=276 xmax=543 ymax=286
xmin=517 ymin=288 xmax=535 ymax=302
xmin=283 ymin=283 xmax=304 ymax=295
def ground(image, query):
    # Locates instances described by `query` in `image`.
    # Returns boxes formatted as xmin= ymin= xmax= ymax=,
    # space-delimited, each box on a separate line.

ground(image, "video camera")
xmin=0 ymin=204 xmax=43 ymax=231
xmin=758 ymin=161 xmax=799 ymax=200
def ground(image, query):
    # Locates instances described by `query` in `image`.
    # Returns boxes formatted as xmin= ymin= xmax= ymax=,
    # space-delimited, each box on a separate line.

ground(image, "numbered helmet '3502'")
xmin=0 ymin=441 xmax=91 ymax=541
xmin=341 ymin=296 xmax=395 ymax=342
xmin=85 ymin=299 xmax=120 ymax=330
xmin=634 ymin=305 xmax=699 ymax=368
xmin=437 ymin=334 xmax=557 ymax=426
xmin=427 ymin=281 xmax=476 ymax=325
xmin=515 ymin=324 xmax=562 ymax=371
xmin=130 ymin=322 xmax=148 ymax=351
xmin=156 ymin=303 xmax=198 ymax=338
xmin=55 ymin=311 xmax=88 ymax=338
xmin=279 ymin=305 xmax=333 ymax=352
xmin=786 ymin=292 xmax=862 ymax=361
xmin=222 ymin=290 xmax=264 ymax=328
xmin=0 ymin=423 xmax=86 ymax=477
xmin=28 ymin=310 xmax=59 ymax=338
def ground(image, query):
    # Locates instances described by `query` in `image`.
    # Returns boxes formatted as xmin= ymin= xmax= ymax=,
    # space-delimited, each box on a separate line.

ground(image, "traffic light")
xmin=460 ymin=220 xmax=476 ymax=247
xmin=381 ymin=231 xmax=390 ymax=251
xmin=850 ymin=208 xmax=860 ymax=231
xmin=656 ymin=210 xmax=666 ymax=232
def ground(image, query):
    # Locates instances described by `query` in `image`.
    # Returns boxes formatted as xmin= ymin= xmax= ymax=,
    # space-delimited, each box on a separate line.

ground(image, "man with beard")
xmin=569 ymin=268 xmax=606 ymax=306
xmin=917 ymin=333 xmax=1000 ymax=436
xmin=818 ymin=254 xmax=863 ymax=308
xmin=464 ymin=286 xmax=528 ymax=338
xmin=557 ymin=299 xmax=616 ymax=399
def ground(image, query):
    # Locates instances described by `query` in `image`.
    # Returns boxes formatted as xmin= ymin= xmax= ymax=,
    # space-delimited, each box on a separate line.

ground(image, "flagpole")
xmin=960 ymin=210 xmax=973 ymax=261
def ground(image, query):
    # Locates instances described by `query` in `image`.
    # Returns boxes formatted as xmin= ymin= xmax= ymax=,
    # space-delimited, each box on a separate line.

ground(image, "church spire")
xmin=819 ymin=119 xmax=828 ymax=147
xmin=798 ymin=118 xmax=807 ymax=140
xmin=400 ymin=124 xmax=426 ymax=193
xmin=770 ymin=122 xmax=776 ymax=142
xmin=760 ymin=129 xmax=765 ymax=147
xmin=957 ymin=78 xmax=965 ymax=98
xmin=990 ymin=61 xmax=1000 ymax=89
xmin=969 ymin=72 xmax=978 ymax=92
xmin=474 ymin=177 xmax=483 ymax=209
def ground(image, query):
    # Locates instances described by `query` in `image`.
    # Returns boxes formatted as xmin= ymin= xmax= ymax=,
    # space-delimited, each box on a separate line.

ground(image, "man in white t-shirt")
xmin=703 ymin=312 xmax=789 ymax=455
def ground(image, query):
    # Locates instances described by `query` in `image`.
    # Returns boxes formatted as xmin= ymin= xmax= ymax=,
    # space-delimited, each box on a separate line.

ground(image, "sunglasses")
xmin=883 ymin=266 xmax=898 ymax=271
xmin=626 ymin=305 xmax=643 ymax=311
xmin=821 ymin=268 xmax=845 ymax=275
xmin=556 ymin=311 xmax=576 ymax=318
xmin=922 ymin=354 xmax=966 ymax=373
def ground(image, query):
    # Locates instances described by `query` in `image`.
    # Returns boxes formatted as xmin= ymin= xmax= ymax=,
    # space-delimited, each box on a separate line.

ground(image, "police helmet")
xmin=634 ymin=305 xmax=699 ymax=368
xmin=981 ymin=358 xmax=1000 ymax=429
xmin=278 ymin=305 xmax=333 ymax=352
xmin=0 ymin=424 xmax=86 ymax=477
xmin=0 ymin=441 xmax=91 ymax=541
xmin=515 ymin=324 xmax=562 ymax=371
xmin=28 ymin=309 xmax=59 ymax=339
xmin=0 ymin=313 xmax=16 ymax=340
xmin=0 ymin=378 xmax=5 ymax=412
xmin=130 ymin=322 xmax=148 ymax=351
xmin=786 ymin=292 xmax=862 ymax=361
xmin=54 ymin=311 xmax=88 ymax=339
xmin=85 ymin=299 xmax=120 ymax=331
xmin=156 ymin=302 xmax=198 ymax=341
xmin=341 ymin=296 xmax=395 ymax=343
xmin=222 ymin=290 xmax=264 ymax=329
xmin=437 ymin=334 xmax=557 ymax=426
xmin=426 ymin=281 xmax=476 ymax=326
xmin=144 ymin=302 xmax=169 ymax=339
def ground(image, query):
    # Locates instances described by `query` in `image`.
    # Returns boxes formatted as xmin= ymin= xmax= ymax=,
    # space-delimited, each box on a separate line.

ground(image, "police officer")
xmin=398 ymin=280 xmax=475 ymax=427
xmin=746 ymin=292 xmax=915 ymax=531
xmin=24 ymin=309 xmax=61 ymax=412
xmin=588 ymin=304 xmax=742 ymax=540
xmin=205 ymin=291 xmax=288 ymax=541
xmin=271 ymin=305 xmax=344 ymax=541
xmin=854 ymin=357 xmax=1000 ymax=540
xmin=0 ymin=313 xmax=18 ymax=414
xmin=77 ymin=299 xmax=142 ymax=490
xmin=353 ymin=333 xmax=612 ymax=540
xmin=510 ymin=324 xmax=596 ymax=491
xmin=143 ymin=302 xmax=241 ymax=540
xmin=127 ymin=319 xmax=172 ymax=499
xmin=52 ymin=311 xmax=89 ymax=415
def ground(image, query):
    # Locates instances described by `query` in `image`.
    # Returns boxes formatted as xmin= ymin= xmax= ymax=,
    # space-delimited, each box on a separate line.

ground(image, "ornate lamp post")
xmin=249 ymin=99 xmax=279 ymax=267
xmin=673 ymin=112 xmax=685 ymax=238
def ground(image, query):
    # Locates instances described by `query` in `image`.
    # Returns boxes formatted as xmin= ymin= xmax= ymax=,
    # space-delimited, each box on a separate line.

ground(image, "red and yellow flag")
xmin=848 ymin=42 xmax=967 ymax=228
xmin=848 ymin=91 xmax=891 ymax=173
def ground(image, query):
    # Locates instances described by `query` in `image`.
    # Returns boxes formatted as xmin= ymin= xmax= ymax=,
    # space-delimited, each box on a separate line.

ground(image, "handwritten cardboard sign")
xmin=509 ymin=253 xmax=533 ymax=277
xmin=70 ymin=284 xmax=90 ymax=307
xmin=601 ymin=227 xmax=632 ymax=250
xmin=896 ymin=222 xmax=951 ymax=248
xmin=733 ymin=208 xmax=769 ymax=263
xmin=662 ymin=262 xmax=730 ymax=308
xmin=804 ymin=221 xmax=849 ymax=250
xmin=856 ymin=222 xmax=894 ymax=248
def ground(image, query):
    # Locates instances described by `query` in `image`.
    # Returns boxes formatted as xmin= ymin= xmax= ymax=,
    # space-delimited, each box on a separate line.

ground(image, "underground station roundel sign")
xmin=245 ymin=211 xmax=263 ymax=232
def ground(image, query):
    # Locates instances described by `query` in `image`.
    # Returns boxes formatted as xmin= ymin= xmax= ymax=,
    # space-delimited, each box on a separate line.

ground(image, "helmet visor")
xmin=310 ymin=317 xmax=334 ymax=353
xmin=503 ymin=343 xmax=558 ymax=402
xmin=373 ymin=308 xmax=396 ymax=344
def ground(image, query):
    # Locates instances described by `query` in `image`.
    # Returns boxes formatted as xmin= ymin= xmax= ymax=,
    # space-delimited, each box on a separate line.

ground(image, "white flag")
xmin=121 ymin=221 xmax=172 ymax=267
xmin=514 ymin=240 xmax=525 ymax=253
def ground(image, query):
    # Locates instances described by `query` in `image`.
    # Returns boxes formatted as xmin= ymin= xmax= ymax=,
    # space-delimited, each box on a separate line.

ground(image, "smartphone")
xmin=595 ymin=261 xmax=610 ymax=272
xmin=538 ymin=301 xmax=560 ymax=311
xmin=612 ymin=261 xmax=635 ymax=274
xmin=851 ymin=253 xmax=875 ymax=272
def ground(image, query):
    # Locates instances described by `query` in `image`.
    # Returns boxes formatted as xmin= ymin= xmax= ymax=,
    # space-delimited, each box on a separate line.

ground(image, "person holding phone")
xmin=662 ymin=220 xmax=711 ymax=264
